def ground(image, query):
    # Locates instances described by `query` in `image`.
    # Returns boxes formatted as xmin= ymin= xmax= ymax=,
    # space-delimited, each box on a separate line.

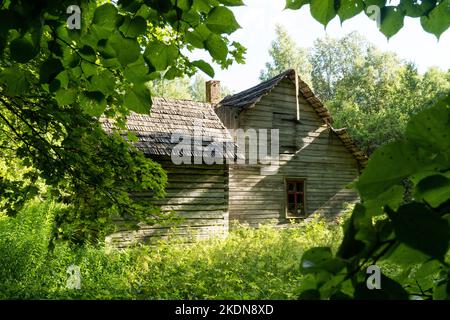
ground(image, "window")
xmin=285 ymin=179 xmax=306 ymax=218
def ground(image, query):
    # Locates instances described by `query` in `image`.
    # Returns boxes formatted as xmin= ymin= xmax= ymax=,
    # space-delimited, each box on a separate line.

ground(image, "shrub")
xmin=0 ymin=200 xmax=343 ymax=299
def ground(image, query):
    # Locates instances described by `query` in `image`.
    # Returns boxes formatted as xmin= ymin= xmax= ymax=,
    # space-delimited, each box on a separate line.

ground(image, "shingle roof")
xmin=101 ymin=97 xmax=235 ymax=159
xmin=219 ymin=69 xmax=368 ymax=169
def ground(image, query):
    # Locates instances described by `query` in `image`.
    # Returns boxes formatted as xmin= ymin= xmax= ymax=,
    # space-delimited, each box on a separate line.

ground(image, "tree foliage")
xmin=286 ymin=0 xmax=450 ymax=39
xmin=282 ymin=0 xmax=450 ymax=299
xmin=260 ymin=24 xmax=312 ymax=85
xmin=296 ymin=93 xmax=450 ymax=299
xmin=0 ymin=0 xmax=245 ymax=243
xmin=317 ymin=35 xmax=450 ymax=153
xmin=261 ymin=30 xmax=449 ymax=154
xmin=148 ymin=73 xmax=233 ymax=101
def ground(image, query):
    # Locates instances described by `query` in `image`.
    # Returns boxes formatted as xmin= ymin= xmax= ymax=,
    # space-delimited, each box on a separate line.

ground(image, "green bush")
xmin=0 ymin=200 xmax=344 ymax=299
xmin=0 ymin=199 xmax=58 ymax=297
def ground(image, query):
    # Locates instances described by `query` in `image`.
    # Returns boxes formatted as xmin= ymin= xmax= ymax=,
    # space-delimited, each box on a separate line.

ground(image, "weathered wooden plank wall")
xmin=106 ymin=157 xmax=229 ymax=247
xmin=226 ymin=79 xmax=359 ymax=226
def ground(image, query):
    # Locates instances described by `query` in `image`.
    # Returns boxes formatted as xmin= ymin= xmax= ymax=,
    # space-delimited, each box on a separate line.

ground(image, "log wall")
xmin=224 ymin=79 xmax=359 ymax=226
xmin=106 ymin=157 xmax=229 ymax=247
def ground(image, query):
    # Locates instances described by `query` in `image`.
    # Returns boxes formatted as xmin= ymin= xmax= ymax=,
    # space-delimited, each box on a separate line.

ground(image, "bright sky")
xmin=190 ymin=0 xmax=450 ymax=93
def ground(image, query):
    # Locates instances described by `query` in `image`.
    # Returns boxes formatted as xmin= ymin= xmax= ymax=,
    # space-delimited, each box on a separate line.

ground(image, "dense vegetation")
xmin=0 ymin=0 xmax=244 ymax=243
xmin=280 ymin=0 xmax=450 ymax=300
xmin=295 ymin=93 xmax=450 ymax=300
xmin=0 ymin=0 xmax=449 ymax=300
xmin=0 ymin=200 xmax=345 ymax=299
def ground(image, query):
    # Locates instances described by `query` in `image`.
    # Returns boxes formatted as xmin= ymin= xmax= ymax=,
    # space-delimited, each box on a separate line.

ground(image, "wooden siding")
xmin=228 ymin=79 xmax=359 ymax=226
xmin=106 ymin=157 xmax=229 ymax=247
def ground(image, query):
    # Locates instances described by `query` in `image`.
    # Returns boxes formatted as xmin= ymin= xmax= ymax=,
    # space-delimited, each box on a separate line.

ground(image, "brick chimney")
xmin=206 ymin=80 xmax=221 ymax=104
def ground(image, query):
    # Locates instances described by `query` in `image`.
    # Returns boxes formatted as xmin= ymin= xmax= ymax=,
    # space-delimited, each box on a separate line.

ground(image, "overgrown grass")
xmin=0 ymin=200 xmax=345 ymax=299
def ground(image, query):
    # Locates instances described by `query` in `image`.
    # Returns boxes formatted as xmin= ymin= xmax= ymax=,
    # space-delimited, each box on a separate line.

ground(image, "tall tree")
xmin=261 ymin=28 xmax=449 ymax=154
xmin=310 ymin=32 xmax=372 ymax=102
xmin=328 ymin=44 xmax=449 ymax=153
xmin=260 ymin=24 xmax=312 ymax=85
xmin=148 ymin=77 xmax=194 ymax=100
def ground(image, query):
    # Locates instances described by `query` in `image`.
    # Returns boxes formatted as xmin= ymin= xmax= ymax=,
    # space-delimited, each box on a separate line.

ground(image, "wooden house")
xmin=215 ymin=69 xmax=367 ymax=226
xmin=103 ymin=98 xmax=234 ymax=247
xmin=105 ymin=70 xmax=367 ymax=246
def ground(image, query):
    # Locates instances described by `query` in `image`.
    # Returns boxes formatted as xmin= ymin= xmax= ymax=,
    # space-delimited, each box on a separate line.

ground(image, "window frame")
xmin=284 ymin=178 xmax=307 ymax=218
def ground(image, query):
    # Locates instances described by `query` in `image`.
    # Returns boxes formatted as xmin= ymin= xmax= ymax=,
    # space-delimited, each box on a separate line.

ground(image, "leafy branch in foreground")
xmin=298 ymin=92 xmax=450 ymax=300
xmin=0 ymin=0 xmax=245 ymax=243
xmin=286 ymin=0 xmax=450 ymax=39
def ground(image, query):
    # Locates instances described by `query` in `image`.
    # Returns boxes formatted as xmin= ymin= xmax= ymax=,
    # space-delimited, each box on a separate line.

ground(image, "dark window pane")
xmin=288 ymin=182 xmax=295 ymax=191
xmin=288 ymin=193 xmax=295 ymax=205
xmin=287 ymin=194 xmax=296 ymax=215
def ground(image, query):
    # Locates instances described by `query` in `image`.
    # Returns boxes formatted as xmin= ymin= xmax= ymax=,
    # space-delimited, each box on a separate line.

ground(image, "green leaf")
xmin=175 ymin=0 xmax=193 ymax=11
xmin=40 ymin=59 xmax=64 ymax=84
xmin=124 ymin=57 xmax=152 ymax=84
xmin=89 ymin=70 xmax=115 ymax=96
xmin=55 ymin=88 xmax=77 ymax=106
xmin=93 ymin=3 xmax=119 ymax=31
xmin=417 ymin=260 xmax=445 ymax=278
xmin=337 ymin=209 xmax=366 ymax=259
xmin=164 ymin=66 xmax=182 ymax=80
xmin=144 ymin=42 xmax=179 ymax=71
xmin=109 ymin=33 xmax=141 ymax=66
xmin=123 ymin=83 xmax=151 ymax=114
xmin=310 ymin=0 xmax=337 ymax=27
xmin=185 ymin=24 xmax=211 ymax=49
xmin=420 ymin=1 xmax=450 ymax=39
xmin=354 ymin=273 xmax=409 ymax=300
xmin=414 ymin=174 xmax=450 ymax=208
xmin=356 ymin=140 xmax=419 ymax=200
xmin=218 ymin=0 xmax=244 ymax=6
xmin=55 ymin=71 xmax=69 ymax=89
xmin=338 ymin=0 xmax=364 ymax=23
xmin=144 ymin=0 xmax=173 ymax=13
xmin=181 ymin=8 xmax=201 ymax=26
xmin=0 ymin=67 xmax=29 ymax=96
xmin=62 ymin=48 xmax=81 ymax=68
xmin=119 ymin=16 xmax=147 ymax=38
xmin=382 ymin=242 xmax=430 ymax=266
xmin=80 ymin=91 xmax=107 ymax=117
xmin=10 ymin=36 xmax=37 ymax=63
xmin=205 ymin=7 xmax=241 ymax=34
xmin=387 ymin=203 xmax=450 ymax=260
xmin=352 ymin=204 xmax=377 ymax=245
xmin=298 ymin=289 xmax=321 ymax=300
xmin=205 ymin=34 xmax=228 ymax=61
xmin=364 ymin=185 xmax=404 ymax=216
xmin=192 ymin=60 xmax=215 ymax=77
xmin=363 ymin=0 xmax=385 ymax=7
xmin=380 ymin=7 xmax=405 ymax=39
xmin=400 ymin=0 xmax=436 ymax=18
xmin=433 ymin=280 xmax=450 ymax=300
xmin=81 ymin=61 xmax=97 ymax=78
xmin=285 ymin=0 xmax=309 ymax=10
xmin=301 ymin=247 xmax=345 ymax=274
xmin=405 ymin=95 xmax=450 ymax=156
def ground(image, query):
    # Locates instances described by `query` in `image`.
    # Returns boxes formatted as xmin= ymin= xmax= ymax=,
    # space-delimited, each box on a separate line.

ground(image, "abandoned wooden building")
xmin=105 ymin=69 xmax=367 ymax=246
xmin=102 ymin=97 xmax=235 ymax=246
